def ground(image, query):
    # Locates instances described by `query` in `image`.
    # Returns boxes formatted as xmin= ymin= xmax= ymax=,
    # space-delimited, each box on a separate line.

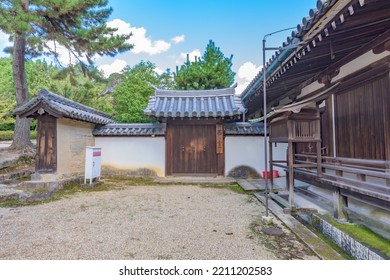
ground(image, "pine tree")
xmin=0 ymin=0 xmax=132 ymax=150
xmin=174 ymin=40 xmax=235 ymax=90
xmin=112 ymin=61 xmax=174 ymax=123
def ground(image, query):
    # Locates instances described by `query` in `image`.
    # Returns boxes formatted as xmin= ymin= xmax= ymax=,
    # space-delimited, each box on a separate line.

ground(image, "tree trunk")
xmin=10 ymin=33 xmax=33 ymax=150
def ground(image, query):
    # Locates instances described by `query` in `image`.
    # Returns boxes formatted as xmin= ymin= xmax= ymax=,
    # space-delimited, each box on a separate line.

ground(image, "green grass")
xmin=103 ymin=176 xmax=245 ymax=193
xmin=103 ymin=176 xmax=157 ymax=186
xmin=198 ymin=183 xmax=245 ymax=193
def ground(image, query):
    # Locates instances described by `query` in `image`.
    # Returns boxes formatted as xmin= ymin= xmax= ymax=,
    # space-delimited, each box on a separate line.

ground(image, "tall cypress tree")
xmin=174 ymin=40 xmax=235 ymax=90
xmin=0 ymin=0 xmax=132 ymax=150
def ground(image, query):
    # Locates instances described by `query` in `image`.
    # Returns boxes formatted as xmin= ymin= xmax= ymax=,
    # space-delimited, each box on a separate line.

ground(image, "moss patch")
xmin=0 ymin=181 xmax=115 ymax=208
xmin=198 ymin=183 xmax=245 ymax=194
xmin=295 ymin=215 xmax=352 ymax=259
xmin=0 ymin=177 xmax=245 ymax=207
xmin=325 ymin=217 xmax=390 ymax=258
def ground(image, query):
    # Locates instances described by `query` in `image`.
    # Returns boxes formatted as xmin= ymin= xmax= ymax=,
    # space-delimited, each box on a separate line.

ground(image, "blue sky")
xmin=0 ymin=0 xmax=318 ymax=94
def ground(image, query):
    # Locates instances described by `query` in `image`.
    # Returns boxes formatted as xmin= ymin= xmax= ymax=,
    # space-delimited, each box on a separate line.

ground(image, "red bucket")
xmin=262 ymin=170 xmax=279 ymax=179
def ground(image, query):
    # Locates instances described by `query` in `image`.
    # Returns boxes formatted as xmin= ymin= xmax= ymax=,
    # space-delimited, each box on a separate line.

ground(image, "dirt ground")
xmin=0 ymin=181 xmax=318 ymax=260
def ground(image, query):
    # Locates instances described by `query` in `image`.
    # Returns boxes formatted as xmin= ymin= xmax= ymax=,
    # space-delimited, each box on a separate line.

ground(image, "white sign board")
xmin=84 ymin=147 xmax=102 ymax=184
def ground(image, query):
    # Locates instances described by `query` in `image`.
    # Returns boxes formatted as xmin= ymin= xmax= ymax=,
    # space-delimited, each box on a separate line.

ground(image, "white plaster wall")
xmin=334 ymin=50 xmax=389 ymax=82
xmin=95 ymin=137 xmax=165 ymax=177
xmin=225 ymin=136 xmax=287 ymax=177
xmin=56 ymin=118 xmax=95 ymax=177
xmin=298 ymin=50 xmax=390 ymax=100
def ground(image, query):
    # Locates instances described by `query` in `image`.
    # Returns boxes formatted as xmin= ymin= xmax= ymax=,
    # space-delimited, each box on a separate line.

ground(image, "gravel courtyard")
xmin=0 ymin=182 xmax=318 ymax=260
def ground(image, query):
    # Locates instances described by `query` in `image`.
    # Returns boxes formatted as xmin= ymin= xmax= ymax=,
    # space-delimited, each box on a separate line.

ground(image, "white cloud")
xmin=238 ymin=62 xmax=262 ymax=80
xmin=0 ymin=31 xmax=8 ymax=41
xmin=107 ymin=19 xmax=172 ymax=55
xmin=43 ymin=41 xmax=89 ymax=66
xmin=172 ymin=35 xmax=185 ymax=44
xmin=98 ymin=59 xmax=127 ymax=77
xmin=0 ymin=31 xmax=12 ymax=55
xmin=176 ymin=49 xmax=202 ymax=64
xmin=155 ymin=67 xmax=164 ymax=75
xmin=44 ymin=41 xmax=73 ymax=65
xmin=235 ymin=62 xmax=262 ymax=95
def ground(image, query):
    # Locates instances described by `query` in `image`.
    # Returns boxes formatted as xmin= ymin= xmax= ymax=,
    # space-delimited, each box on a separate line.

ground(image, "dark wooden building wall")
xmin=334 ymin=73 xmax=389 ymax=160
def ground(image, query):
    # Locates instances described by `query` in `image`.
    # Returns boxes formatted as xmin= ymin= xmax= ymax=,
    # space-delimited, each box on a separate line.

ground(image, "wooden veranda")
xmin=269 ymin=106 xmax=390 ymax=219
xmin=269 ymin=108 xmax=322 ymax=210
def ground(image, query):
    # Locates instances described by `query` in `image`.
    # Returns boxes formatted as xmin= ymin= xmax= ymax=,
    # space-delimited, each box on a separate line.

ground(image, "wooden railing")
xmin=293 ymin=153 xmax=390 ymax=201
xmin=291 ymin=120 xmax=320 ymax=140
xmin=270 ymin=119 xmax=321 ymax=142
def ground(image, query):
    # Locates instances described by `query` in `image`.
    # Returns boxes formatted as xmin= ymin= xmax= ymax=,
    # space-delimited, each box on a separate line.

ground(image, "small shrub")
xmin=0 ymin=130 xmax=13 ymax=140
xmin=0 ymin=130 xmax=37 ymax=141
xmin=31 ymin=130 xmax=37 ymax=139
xmin=0 ymin=118 xmax=15 ymax=131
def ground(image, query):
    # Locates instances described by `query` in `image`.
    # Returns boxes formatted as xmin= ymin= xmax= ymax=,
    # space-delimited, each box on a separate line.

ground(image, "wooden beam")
xmin=333 ymin=187 xmax=348 ymax=221
xmin=320 ymin=28 xmax=390 ymax=77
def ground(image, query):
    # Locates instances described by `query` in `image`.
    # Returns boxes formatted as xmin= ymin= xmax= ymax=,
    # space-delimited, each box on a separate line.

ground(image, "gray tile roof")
xmin=144 ymin=87 xmax=246 ymax=118
xmin=224 ymin=122 xmax=264 ymax=135
xmin=240 ymin=0 xmax=338 ymax=101
xmin=93 ymin=123 xmax=166 ymax=136
xmin=13 ymin=89 xmax=114 ymax=125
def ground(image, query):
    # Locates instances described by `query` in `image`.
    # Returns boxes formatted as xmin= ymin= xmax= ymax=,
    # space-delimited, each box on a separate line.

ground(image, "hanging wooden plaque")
xmin=216 ymin=124 xmax=224 ymax=154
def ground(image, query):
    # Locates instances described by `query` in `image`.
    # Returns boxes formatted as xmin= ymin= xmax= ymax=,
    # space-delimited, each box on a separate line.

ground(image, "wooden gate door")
xmin=36 ymin=115 xmax=57 ymax=173
xmin=170 ymin=124 xmax=217 ymax=175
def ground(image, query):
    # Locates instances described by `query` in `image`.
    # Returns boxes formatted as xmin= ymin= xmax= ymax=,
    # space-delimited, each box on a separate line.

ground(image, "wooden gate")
xmin=168 ymin=123 xmax=218 ymax=175
xmin=36 ymin=115 xmax=57 ymax=173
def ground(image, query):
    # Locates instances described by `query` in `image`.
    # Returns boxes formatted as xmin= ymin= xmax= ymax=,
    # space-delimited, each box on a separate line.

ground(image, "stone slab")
xmin=254 ymin=192 xmax=345 ymax=260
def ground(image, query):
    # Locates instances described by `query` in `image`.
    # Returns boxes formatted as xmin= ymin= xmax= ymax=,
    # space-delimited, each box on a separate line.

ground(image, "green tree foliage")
xmin=0 ymin=57 xmax=112 ymax=132
xmin=0 ymin=57 xmax=14 ymax=100
xmin=112 ymin=61 xmax=174 ymax=123
xmin=50 ymin=64 xmax=113 ymax=114
xmin=0 ymin=0 xmax=132 ymax=149
xmin=174 ymin=40 xmax=235 ymax=90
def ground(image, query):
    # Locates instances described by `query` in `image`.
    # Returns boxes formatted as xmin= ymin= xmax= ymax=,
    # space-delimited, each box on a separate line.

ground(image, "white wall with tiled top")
xmin=225 ymin=136 xmax=287 ymax=177
xmin=95 ymin=137 xmax=165 ymax=177
xmin=56 ymin=118 xmax=95 ymax=177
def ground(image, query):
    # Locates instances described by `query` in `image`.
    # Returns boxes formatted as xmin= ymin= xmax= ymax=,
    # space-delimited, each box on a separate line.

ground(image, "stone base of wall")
xmin=101 ymin=166 xmax=158 ymax=178
xmin=304 ymin=214 xmax=388 ymax=260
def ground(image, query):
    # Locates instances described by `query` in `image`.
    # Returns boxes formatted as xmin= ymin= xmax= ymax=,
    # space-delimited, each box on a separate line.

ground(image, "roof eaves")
xmin=239 ymin=0 xmax=342 ymax=100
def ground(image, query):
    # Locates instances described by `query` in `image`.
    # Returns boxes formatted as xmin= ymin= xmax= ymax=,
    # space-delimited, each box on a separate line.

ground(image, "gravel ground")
xmin=0 ymin=183 xmax=318 ymax=260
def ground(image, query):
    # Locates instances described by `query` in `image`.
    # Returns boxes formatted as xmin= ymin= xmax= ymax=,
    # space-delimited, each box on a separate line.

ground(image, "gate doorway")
xmin=166 ymin=120 xmax=223 ymax=176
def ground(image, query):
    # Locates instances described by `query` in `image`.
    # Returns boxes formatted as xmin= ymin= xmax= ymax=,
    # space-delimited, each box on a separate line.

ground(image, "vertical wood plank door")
xmin=171 ymin=124 xmax=217 ymax=175
xmin=36 ymin=115 xmax=57 ymax=173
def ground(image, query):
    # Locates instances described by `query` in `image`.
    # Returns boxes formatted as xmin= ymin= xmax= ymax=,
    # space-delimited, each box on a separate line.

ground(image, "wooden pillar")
xmin=269 ymin=141 xmax=274 ymax=192
xmin=216 ymin=124 xmax=224 ymax=176
xmin=288 ymin=141 xmax=295 ymax=209
xmin=316 ymin=140 xmax=322 ymax=177
xmin=333 ymin=187 xmax=348 ymax=221
xmin=335 ymin=159 xmax=343 ymax=178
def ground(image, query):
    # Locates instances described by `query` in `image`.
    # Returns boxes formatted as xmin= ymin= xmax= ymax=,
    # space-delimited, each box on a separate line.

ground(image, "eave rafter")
xmin=242 ymin=0 xmax=390 ymax=118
